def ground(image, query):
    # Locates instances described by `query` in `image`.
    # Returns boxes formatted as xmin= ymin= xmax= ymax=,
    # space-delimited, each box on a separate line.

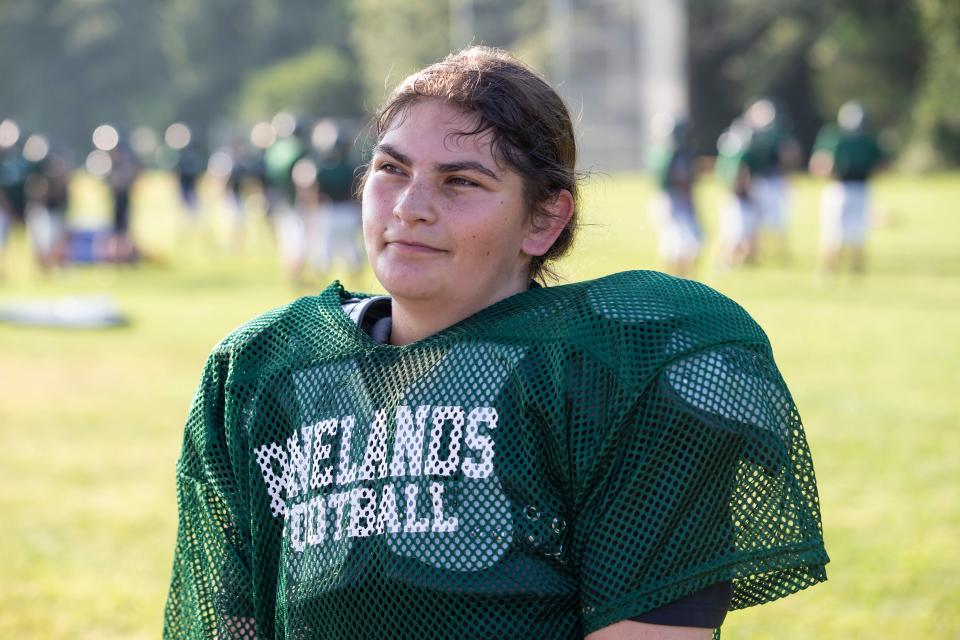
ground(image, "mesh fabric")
xmin=164 ymin=270 xmax=828 ymax=639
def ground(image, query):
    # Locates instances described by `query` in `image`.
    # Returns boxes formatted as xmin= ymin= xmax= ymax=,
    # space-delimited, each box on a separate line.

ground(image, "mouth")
xmin=385 ymin=240 xmax=446 ymax=254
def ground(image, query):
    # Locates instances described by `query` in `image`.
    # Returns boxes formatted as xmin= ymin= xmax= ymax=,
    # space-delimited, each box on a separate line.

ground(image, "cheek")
xmin=360 ymin=201 xmax=384 ymax=254
xmin=361 ymin=182 xmax=389 ymax=226
xmin=459 ymin=214 xmax=517 ymax=261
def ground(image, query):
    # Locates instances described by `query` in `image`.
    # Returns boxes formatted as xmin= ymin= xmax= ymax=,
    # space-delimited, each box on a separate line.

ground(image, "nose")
xmin=393 ymin=178 xmax=437 ymax=225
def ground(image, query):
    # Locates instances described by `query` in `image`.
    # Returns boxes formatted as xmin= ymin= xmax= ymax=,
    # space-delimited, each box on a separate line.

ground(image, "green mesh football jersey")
xmin=164 ymin=271 xmax=828 ymax=639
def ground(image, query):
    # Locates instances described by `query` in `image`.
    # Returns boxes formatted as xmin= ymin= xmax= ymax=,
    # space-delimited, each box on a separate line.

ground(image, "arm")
xmin=808 ymin=149 xmax=833 ymax=178
xmin=809 ymin=127 xmax=838 ymax=178
xmin=572 ymin=338 xmax=826 ymax=636
xmin=587 ymin=621 xmax=713 ymax=640
xmin=164 ymin=349 xmax=260 ymax=639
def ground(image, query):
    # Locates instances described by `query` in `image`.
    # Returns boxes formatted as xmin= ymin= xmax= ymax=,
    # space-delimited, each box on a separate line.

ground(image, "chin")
xmin=373 ymin=265 xmax=449 ymax=302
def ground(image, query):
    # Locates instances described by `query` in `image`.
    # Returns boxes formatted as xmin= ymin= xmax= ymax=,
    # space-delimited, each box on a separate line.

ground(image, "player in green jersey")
xmin=310 ymin=119 xmax=365 ymax=278
xmin=165 ymin=47 xmax=828 ymax=639
xmin=810 ymin=101 xmax=883 ymax=274
xmin=646 ymin=115 xmax=702 ymax=277
xmin=741 ymin=98 xmax=801 ymax=262
xmin=714 ymin=118 xmax=758 ymax=268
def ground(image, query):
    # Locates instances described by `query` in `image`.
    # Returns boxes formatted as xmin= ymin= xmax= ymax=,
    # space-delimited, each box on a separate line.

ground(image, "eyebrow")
xmin=375 ymin=143 xmax=501 ymax=182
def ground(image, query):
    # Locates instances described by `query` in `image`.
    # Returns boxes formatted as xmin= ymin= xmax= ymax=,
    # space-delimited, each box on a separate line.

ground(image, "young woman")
xmin=165 ymin=47 xmax=828 ymax=639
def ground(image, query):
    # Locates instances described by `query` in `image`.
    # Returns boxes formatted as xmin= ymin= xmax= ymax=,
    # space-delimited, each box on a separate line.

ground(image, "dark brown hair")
xmin=363 ymin=46 xmax=580 ymax=283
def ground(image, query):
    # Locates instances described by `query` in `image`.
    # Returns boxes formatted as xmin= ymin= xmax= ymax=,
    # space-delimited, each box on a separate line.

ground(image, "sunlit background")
xmin=1 ymin=0 xmax=956 ymax=168
xmin=0 ymin=1 xmax=958 ymax=638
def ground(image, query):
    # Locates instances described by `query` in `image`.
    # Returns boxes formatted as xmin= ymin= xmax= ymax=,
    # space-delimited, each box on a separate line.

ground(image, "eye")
xmin=375 ymin=160 xmax=404 ymax=175
xmin=447 ymin=176 xmax=479 ymax=187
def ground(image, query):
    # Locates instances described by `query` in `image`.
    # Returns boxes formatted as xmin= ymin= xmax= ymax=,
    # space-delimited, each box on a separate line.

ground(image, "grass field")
xmin=1 ymin=170 xmax=958 ymax=639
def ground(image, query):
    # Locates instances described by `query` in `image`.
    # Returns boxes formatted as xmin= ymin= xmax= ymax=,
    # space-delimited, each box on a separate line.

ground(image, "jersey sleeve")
xmin=164 ymin=349 xmax=259 ymax=640
xmin=572 ymin=342 xmax=828 ymax=634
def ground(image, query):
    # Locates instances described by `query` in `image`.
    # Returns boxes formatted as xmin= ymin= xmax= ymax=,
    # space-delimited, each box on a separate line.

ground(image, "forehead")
xmin=380 ymin=99 xmax=500 ymax=162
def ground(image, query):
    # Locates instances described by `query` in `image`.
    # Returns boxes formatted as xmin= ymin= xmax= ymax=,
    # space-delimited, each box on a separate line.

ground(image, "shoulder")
xmin=507 ymin=272 xmax=771 ymax=391
xmin=552 ymin=271 xmax=767 ymax=348
xmin=206 ymin=283 xmax=355 ymax=374
xmin=212 ymin=295 xmax=318 ymax=356
xmin=583 ymin=271 xmax=743 ymax=314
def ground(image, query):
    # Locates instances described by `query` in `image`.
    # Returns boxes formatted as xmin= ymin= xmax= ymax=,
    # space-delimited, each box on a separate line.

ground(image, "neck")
xmin=389 ymin=277 xmax=530 ymax=346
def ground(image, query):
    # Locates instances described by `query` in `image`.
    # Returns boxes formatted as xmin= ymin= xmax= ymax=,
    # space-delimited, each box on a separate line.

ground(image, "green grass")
xmin=1 ymin=171 xmax=958 ymax=639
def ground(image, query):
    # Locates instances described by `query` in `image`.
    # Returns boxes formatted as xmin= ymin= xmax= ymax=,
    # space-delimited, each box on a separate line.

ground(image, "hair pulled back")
xmin=366 ymin=46 xmax=579 ymax=283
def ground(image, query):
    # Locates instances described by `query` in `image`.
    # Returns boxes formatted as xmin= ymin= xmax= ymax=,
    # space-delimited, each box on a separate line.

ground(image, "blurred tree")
xmin=687 ymin=0 xmax=926 ymax=163
xmin=233 ymin=46 xmax=361 ymax=122
xmin=159 ymin=0 xmax=357 ymax=131
xmin=0 ymin=0 xmax=956 ymax=168
xmin=0 ymin=0 xmax=171 ymax=152
xmin=687 ymin=0 xmax=833 ymax=156
xmin=506 ymin=0 xmax=552 ymax=74
xmin=808 ymin=1 xmax=923 ymax=158
xmin=156 ymin=0 xmax=264 ymax=127
xmin=903 ymin=0 xmax=960 ymax=169
xmin=0 ymin=0 xmax=358 ymax=153
xmin=350 ymin=0 xmax=451 ymax=111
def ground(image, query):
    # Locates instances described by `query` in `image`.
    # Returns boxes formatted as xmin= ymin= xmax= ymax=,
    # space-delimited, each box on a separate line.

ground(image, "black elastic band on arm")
xmin=629 ymin=582 xmax=733 ymax=628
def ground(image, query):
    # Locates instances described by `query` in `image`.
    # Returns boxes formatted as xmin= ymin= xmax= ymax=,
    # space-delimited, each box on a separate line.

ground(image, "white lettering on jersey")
xmin=254 ymin=441 xmax=290 ymax=517
xmin=348 ymin=487 xmax=378 ymax=537
xmin=335 ymin=416 xmax=358 ymax=485
xmin=328 ymin=491 xmax=350 ymax=541
xmin=377 ymin=483 xmax=401 ymax=534
xmin=429 ymin=482 xmax=458 ymax=532
xmin=267 ymin=405 xmax=516 ymax=565
xmin=357 ymin=409 xmax=389 ymax=481
xmin=389 ymin=405 xmax=429 ymax=478
xmin=462 ymin=407 xmax=498 ymax=479
xmin=424 ymin=406 xmax=464 ymax=476
xmin=282 ymin=481 xmax=462 ymax=555
xmin=403 ymin=483 xmax=431 ymax=533
xmin=310 ymin=418 xmax=337 ymax=489
xmin=286 ymin=426 xmax=313 ymax=498
xmin=306 ymin=494 xmax=326 ymax=546
xmin=288 ymin=502 xmax=307 ymax=552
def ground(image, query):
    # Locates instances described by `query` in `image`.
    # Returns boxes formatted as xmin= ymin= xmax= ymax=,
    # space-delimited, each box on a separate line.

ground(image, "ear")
xmin=521 ymin=189 xmax=575 ymax=257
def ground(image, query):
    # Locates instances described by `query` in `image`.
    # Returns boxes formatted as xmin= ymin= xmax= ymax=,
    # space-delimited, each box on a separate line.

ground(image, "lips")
xmin=385 ymin=239 xmax=445 ymax=253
